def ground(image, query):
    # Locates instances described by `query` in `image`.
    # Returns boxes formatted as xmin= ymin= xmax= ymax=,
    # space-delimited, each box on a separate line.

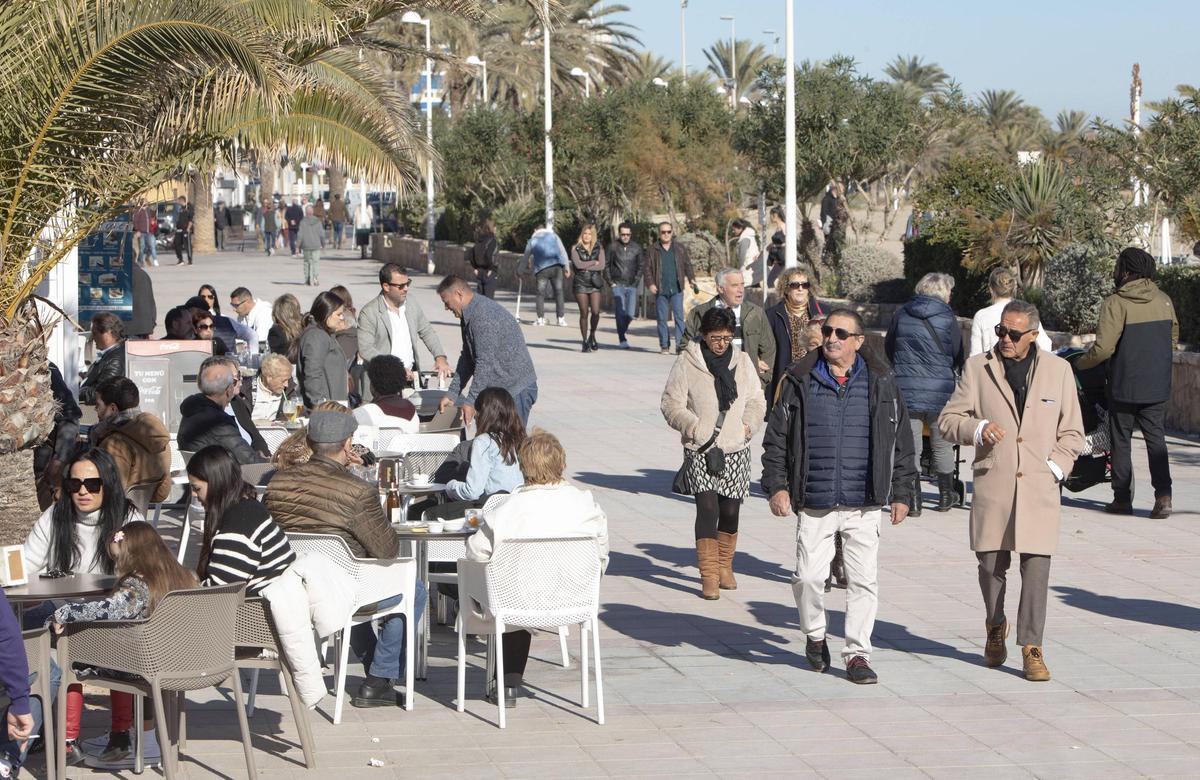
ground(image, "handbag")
xmin=670 ymin=411 xmax=727 ymax=495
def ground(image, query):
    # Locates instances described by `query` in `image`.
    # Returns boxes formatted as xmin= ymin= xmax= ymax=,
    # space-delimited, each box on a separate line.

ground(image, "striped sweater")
xmin=203 ymin=498 xmax=296 ymax=594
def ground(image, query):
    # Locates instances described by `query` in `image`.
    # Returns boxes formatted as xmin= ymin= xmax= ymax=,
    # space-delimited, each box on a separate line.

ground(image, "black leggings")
xmin=495 ymin=630 xmax=532 ymax=685
xmin=694 ymin=491 xmax=741 ymax=540
xmin=575 ymin=291 xmax=601 ymax=339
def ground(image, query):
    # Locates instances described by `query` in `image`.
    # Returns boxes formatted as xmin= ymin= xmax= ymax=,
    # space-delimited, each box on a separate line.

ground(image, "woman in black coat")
xmin=766 ymin=266 xmax=824 ymax=407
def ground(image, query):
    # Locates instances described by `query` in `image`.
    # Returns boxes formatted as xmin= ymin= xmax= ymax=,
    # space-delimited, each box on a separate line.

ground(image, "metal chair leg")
xmin=278 ymin=662 xmax=317 ymax=768
xmin=230 ymin=670 xmax=258 ymax=780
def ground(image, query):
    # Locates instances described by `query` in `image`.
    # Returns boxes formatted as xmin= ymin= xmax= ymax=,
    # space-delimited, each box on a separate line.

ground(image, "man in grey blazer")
xmin=358 ymin=263 xmax=452 ymax=398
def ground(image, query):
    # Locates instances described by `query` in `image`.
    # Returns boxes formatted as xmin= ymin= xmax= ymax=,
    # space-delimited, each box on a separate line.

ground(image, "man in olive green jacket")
xmin=682 ymin=267 xmax=775 ymax=390
xmin=1076 ymin=247 xmax=1179 ymax=519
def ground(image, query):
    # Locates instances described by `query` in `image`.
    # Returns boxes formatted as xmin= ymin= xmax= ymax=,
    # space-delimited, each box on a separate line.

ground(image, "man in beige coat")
xmin=939 ymin=300 xmax=1083 ymax=682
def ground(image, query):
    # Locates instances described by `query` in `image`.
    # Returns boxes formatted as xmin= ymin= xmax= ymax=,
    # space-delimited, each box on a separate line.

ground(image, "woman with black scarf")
xmin=661 ymin=307 xmax=767 ymax=599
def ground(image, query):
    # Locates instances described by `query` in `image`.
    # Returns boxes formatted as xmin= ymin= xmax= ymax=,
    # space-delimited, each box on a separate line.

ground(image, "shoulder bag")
xmin=671 ymin=411 xmax=727 ymax=495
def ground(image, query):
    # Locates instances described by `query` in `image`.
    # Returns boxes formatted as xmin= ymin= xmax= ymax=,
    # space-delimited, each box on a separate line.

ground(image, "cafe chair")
xmin=125 ymin=480 xmax=159 ymax=519
xmin=375 ymin=431 xmax=459 ymax=457
xmin=285 ymin=533 xmax=417 ymax=724
xmin=456 ymin=536 xmax=605 ymax=729
xmin=258 ymin=426 xmax=289 ymax=454
xmin=235 ymin=597 xmax=317 ymax=768
xmin=55 ymin=583 xmax=253 ymax=780
xmin=22 ymin=627 xmax=56 ymax=780
xmin=174 ymin=451 xmax=198 ymax=564
xmin=418 ymin=404 xmax=462 ymax=434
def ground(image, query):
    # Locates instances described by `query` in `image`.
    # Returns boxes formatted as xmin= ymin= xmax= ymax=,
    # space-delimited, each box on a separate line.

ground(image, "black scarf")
xmin=1002 ymin=350 xmax=1035 ymax=422
xmin=701 ymin=342 xmax=738 ymax=412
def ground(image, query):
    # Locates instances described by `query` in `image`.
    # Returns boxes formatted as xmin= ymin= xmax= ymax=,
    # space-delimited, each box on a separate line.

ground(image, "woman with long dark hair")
xmin=198 ymin=284 xmax=221 ymax=316
xmin=186 ymin=446 xmax=295 ymax=593
xmin=297 ymin=290 xmax=349 ymax=406
xmin=570 ymin=223 xmax=606 ymax=352
xmin=661 ymin=307 xmax=766 ymax=600
xmin=23 ymin=448 xmax=141 ymax=578
xmin=268 ymin=293 xmax=304 ymax=362
xmin=445 ymin=387 xmax=526 ymax=502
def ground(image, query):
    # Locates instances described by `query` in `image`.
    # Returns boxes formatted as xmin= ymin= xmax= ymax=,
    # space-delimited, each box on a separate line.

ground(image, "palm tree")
xmin=977 ymin=89 xmax=1049 ymax=156
xmin=629 ymin=51 xmax=673 ymax=83
xmin=1042 ymin=109 xmax=1090 ymax=160
xmin=884 ymin=55 xmax=948 ymax=97
xmin=703 ymin=38 xmax=773 ymax=104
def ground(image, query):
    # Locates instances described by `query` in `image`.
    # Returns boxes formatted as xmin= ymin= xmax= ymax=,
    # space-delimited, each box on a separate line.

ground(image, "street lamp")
xmin=569 ymin=66 xmax=591 ymax=98
xmin=720 ymin=15 xmax=736 ymax=109
xmin=465 ymin=55 xmax=488 ymax=104
xmin=680 ymin=1 xmax=688 ymax=77
xmin=763 ymin=29 xmax=779 ymax=58
xmin=542 ymin=0 xmax=554 ymax=229
xmin=652 ymin=77 xmax=668 ymax=88
xmin=784 ymin=0 xmax=797 ymax=269
xmin=402 ymin=10 xmax=435 ymax=273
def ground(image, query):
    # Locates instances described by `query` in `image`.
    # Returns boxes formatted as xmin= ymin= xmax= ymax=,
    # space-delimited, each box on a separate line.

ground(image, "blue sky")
xmin=610 ymin=0 xmax=1196 ymax=122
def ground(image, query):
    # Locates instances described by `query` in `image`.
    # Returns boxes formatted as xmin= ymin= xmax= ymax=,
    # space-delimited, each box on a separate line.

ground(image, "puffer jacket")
xmin=177 ymin=394 xmax=263 ymax=464
xmin=265 ymin=455 xmax=399 ymax=559
xmin=93 ymin=411 xmax=172 ymax=502
xmin=262 ymin=553 xmax=355 ymax=707
xmin=1075 ymin=277 xmax=1179 ymax=404
xmin=884 ymin=295 xmax=964 ymax=415
xmin=660 ymin=342 xmax=766 ymax=454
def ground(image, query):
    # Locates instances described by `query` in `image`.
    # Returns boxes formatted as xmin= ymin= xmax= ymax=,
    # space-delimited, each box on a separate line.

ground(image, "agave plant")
xmin=989 ymin=161 xmax=1072 ymax=288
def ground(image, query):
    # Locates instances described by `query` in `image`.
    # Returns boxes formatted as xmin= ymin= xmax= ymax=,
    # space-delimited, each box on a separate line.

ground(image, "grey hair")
xmin=304 ymin=205 xmax=314 ymax=215
xmin=1001 ymin=299 xmax=1040 ymax=330
xmin=259 ymin=352 xmax=292 ymax=380
xmin=714 ymin=267 xmax=743 ymax=288
xmin=198 ymin=356 xmax=237 ymax=396
xmin=915 ymin=272 xmax=955 ymax=303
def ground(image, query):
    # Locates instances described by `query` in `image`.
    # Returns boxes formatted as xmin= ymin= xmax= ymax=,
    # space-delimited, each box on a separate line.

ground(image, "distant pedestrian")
xmin=261 ymin=199 xmax=278 ymax=256
xmin=1076 ymin=247 xmax=1179 ymax=519
xmin=661 ymin=307 xmax=765 ymax=600
xmin=471 ymin=213 xmax=500 ymax=298
xmin=644 ymin=221 xmax=699 ymax=355
xmin=604 ymin=221 xmax=643 ymax=349
xmin=765 ymin=205 xmax=786 ymax=291
xmin=437 ymin=275 xmax=538 ymax=425
xmin=571 ymin=223 xmax=606 ymax=352
xmin=173 ymin=195 xmax=194 ymax=265
xmin=970 ymin=267 xmax=1051 ymax=356
xmin=766 ymin=266 xmax=825 ymax=407
xmin=329 ymin=194 xmax=349 ymax=249
xmin=521 ymin=224 xmax=570 ymax=326
xmin=213 ymin=201 xmax=232 ymax=251
xmin=132 ymin=199 xmax=158 ymax=267
xmin=298 ymin=205 xmax=325 ymax=285
xmin=731 ymin=218 xmax=760 ymax=284
xmin=284 ymin=199 xmax=304 ymax=257
xmin=819 ymin=182 xmax=847 ymax=267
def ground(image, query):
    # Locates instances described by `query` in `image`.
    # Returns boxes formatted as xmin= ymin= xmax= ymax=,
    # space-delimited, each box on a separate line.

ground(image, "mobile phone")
xmin=39 ymin=570 xmax=66 ymax=579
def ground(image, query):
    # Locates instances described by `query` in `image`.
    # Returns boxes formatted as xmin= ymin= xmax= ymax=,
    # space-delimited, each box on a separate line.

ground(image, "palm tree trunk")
xmin=328 ymin=166 xmax=346 ymax=203
xmin=189 ymin=170 xmax=215 ymax=254
xmin=0 ymin=449 xmax=39 ymax=544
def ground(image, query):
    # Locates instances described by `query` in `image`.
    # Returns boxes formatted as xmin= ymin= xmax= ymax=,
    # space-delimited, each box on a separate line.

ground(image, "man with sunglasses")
xmin=604 ymin=221 xmax=643 ymax=348
xmin=939 ymin=300 xmax=1083 ymax=682
xmin=78 ymin=313 xmax=126 ymax=405
xmin=644 ymin=221 xmax=700 ymax=354
xmin=763 ymin=309 xmax=916 ymax=685
xmin=357 ymin=262 xmax=451 ymax=398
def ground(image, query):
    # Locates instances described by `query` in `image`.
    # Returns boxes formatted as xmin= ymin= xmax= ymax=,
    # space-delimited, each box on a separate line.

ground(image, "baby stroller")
xmin=1055 ymin=347 xmax=1112 ymax=492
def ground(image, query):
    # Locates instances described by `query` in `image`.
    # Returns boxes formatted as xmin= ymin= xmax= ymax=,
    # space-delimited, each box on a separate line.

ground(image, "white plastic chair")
xmin=175 ymin=450 xmax=198 ymax=563
xmin=286 ymin=533 xmax=417 ymax=724
xmin=375 ymin=431 xmax=459 ymax=456
xmin=258 ymin=426 xmax=289 ymax=454
xmin=456 ymin=536 xmax=604 ymax=729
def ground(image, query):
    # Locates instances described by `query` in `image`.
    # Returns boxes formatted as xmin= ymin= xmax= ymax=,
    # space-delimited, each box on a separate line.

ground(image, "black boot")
xmin=910 ymin=476 xmax=923 ymax=517
xmin=935 ymin=472 xmax=957 ymax=512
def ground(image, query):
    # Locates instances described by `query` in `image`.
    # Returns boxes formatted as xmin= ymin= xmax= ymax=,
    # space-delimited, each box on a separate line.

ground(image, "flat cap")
xmin=307 ymin=411 xmax=358 ymax=444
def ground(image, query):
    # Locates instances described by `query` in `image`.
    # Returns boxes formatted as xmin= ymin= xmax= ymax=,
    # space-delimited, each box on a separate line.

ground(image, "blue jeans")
xmin=333 ymin=222 xmax=345 ymax=246
xmin=655 ymin=292 xmax=685 ymax=348
xmin=137 ymin=231 xmax=157 ymax=265
xmin=512 ymin=382 xmax=538 ymax=426
xmin=349 ymin=582 xmax=427 ymax=681
xmin=613 ymin=285 xmax=637 ymax=342
xmin=0 ymin=663 xmax=55 ymax=768
xmin=534 ymin=266 xmax=565 ymax=320
xmin=262 ymin=230 xmax=275 ymax=253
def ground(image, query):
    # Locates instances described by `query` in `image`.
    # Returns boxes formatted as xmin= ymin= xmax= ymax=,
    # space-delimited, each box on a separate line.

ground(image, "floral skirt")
xmin=682 ymin=446 xmax=751 ymax=498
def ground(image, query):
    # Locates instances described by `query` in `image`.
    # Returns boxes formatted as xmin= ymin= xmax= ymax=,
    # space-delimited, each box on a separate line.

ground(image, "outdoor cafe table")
xmin=4 ymin=574 xmax=118 ymax=617
xmin=393 ymin=524 xmax=476 ymax=680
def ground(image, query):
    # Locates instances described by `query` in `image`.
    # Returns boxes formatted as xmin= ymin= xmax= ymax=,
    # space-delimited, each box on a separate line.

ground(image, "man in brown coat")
xmin=939 ymin=300 xmax=1084 ymax=682
xmin=90 ymin=377 xmax=172 ymax=502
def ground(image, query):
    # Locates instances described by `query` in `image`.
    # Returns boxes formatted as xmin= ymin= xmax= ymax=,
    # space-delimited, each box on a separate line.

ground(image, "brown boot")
xmin=1022 ymin=645 xmax=1051 ymax=681
xmin=983 ymin=620 xmax=1009 ymax=667
xmin=695 ymin=539 xmax=720 ymax=600
xmin=716 ymin=532 xmax=738 ymax=590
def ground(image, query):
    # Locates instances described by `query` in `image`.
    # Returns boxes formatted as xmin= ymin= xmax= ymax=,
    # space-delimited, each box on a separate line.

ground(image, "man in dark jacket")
xmin=213 ymin=201 xmax=232 ymax=251
xmin=470 ymin=215 xmax=499 ymax=298
xmin=1076 ymin=247 xmax=1179 ymax=518
xmin=762 ymin=309 xmax=915 ymax=685
xmin=78 ymin=312 xmax=126 ymax=405
xmin=604 ymin=221 xmax=643 ymax=348
xmin=643 ymin=222 xmax=699 ymax=354
xmin=177 ymin=356 xmax=265 ymax=464
xmin=172 ymin=195 xmax=194 ymax=265
xmin=265 ymin=411 xmax=421 ymax=709
xmin=284 ymin=199 xmax=305 ymax=257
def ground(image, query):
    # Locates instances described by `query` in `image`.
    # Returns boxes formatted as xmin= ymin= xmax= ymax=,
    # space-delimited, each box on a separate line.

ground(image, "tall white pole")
xmin=680 ymin=1 xmax=687 ymax=76
xmin=784 ymin=0 xmax=797 ymax=269
xmin=543 ymin=0 xmax=554 ymax=229
xmin=424 ymin=20 xmax=435 ymax=273
xmin=730 ymin=19 xmax=737 ymax=108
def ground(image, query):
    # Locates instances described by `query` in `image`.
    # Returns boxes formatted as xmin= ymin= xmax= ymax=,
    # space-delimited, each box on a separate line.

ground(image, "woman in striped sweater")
xmin=186 ymin=445 xmax=295 ymax=593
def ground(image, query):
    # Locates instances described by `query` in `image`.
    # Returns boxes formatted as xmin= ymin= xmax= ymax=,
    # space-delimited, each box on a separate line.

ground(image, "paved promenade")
xmin=65 ymin=246 xmax=1199 ymax=779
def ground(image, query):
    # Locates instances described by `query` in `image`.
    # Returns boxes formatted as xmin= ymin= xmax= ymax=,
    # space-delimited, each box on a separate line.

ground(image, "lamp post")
xmin=680 ymin=1 xmax=688 ymax=76
xmin=402 ymin=10 xmax=435 ymax=273
xmin=763 ymin=29 xmax=779 ymax=58
xmin=465 ymin=55 xmax=488 ymax=104
xmin=784 ymin=0 xmax=797 ymax=269
xmin=542 ymin=0 xmax=554 ymax=229
xmin=569 ymin=66 xmax=591 ymax=98
xmin=720 ymin=15 xmax=736 ymax=109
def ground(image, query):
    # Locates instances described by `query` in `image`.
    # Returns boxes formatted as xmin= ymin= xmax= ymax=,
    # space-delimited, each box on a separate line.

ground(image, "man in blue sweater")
xmin=1 ymin=590 xmax=38 ymax=776
xmin=762 ymin=309 xmax=916 ymax=684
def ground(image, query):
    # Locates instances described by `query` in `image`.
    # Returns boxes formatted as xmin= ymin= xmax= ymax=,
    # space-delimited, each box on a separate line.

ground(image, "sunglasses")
xmin=386 ymin=281 xmax=411 ymax=290
xmin=196 ymin=323 xmax=214 ymax=331
xmin=821 ymin=325 xmax=862 ymax=341
xmin=200 ymin=293 xmax=214 ymax=300
xmin=994 ymin=324 xmax=1033 ymax=341
xmin=787 ymin=281 xmax=812 ymax=290
xmin=659 ymin=229 xmax=673 ymax=235
xmin=65 ymin=477 xmax=104 ymax=494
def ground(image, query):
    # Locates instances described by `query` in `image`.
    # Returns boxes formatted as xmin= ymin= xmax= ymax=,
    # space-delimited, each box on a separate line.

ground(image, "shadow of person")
xmin=1052 ymin=585 xmax=1200 ymax=631
xmin=600 ymin=602 xmax=798 ymax=663
xmin=572 ymin=468 xmax=692 ymax=502
xmin=636 ymin=542 xmax=792 ymax=585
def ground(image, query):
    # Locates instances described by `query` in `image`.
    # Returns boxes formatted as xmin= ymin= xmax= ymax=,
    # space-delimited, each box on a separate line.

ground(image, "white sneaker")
xmin=556 ymin=316 xmax=568 ymax=327
xmin=534 ymin=317 xmax=545 ymax=326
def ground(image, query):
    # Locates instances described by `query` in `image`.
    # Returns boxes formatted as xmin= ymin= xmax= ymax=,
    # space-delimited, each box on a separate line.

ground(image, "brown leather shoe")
xmin=1150 ymin=496 xmax=1172 ymax=519
xmin=1022 ymin=645 xmax=1051 ymax=681
xmin=984 ymin=620 xmax=1009 ymax=667
xmin=716 ymin=531 xmax=738 ymax=589
xmin=695 ymin=539 xmax=720 ymax=600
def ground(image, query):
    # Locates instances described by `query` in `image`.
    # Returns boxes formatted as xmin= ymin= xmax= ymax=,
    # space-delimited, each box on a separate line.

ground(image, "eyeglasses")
xmin=231 ymin=298 xmax=250 ymax=309
xmin=386 ymin=281 xmax=411 ymax=290
xmin=65 ymin=477 xmax=104 ymax=494
xmin=705 ymin=335 xmax=735 ymax=345
xmin=821 ymin=325 xmax=862 ymax=341
xmin=787 ymin=281 xmax=812 ymax=290
xmin=994 ymin=324 xmax=1033 ymax=341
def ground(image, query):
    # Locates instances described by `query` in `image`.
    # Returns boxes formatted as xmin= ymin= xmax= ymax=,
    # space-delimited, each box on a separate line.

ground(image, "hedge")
xmin=1157 ymin=265 xmax=1200 ymax=346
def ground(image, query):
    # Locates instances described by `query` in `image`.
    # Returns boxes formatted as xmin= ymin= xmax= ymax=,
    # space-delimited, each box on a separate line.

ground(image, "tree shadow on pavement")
xmin=1052 ymin=586 xmax=1200 ymax=630
xmin=636 ymin=542 xmax=792 ymax=585
xmin=573 ymin=468 xmax=691 ymax=501
xmin=599 ymin=602 xmax=799 ymax=664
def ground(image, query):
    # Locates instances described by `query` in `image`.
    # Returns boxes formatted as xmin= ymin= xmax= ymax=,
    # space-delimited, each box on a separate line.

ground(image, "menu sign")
xmin=125 ymin=340 xmax=213 ymax=432
xmin=78 ymin=213 xmax=135 ymax=323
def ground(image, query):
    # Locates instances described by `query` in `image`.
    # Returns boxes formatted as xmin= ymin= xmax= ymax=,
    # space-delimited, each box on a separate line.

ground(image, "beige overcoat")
xmin=938 ymin=347 xmax=1084 ymax=555
xmin=661 ymin=342 xmax=766 ymax=455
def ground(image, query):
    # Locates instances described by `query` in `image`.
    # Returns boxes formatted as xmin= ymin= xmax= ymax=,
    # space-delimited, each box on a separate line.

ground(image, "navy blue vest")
xmin=804 ymin=357 xmax=871 ymax=509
